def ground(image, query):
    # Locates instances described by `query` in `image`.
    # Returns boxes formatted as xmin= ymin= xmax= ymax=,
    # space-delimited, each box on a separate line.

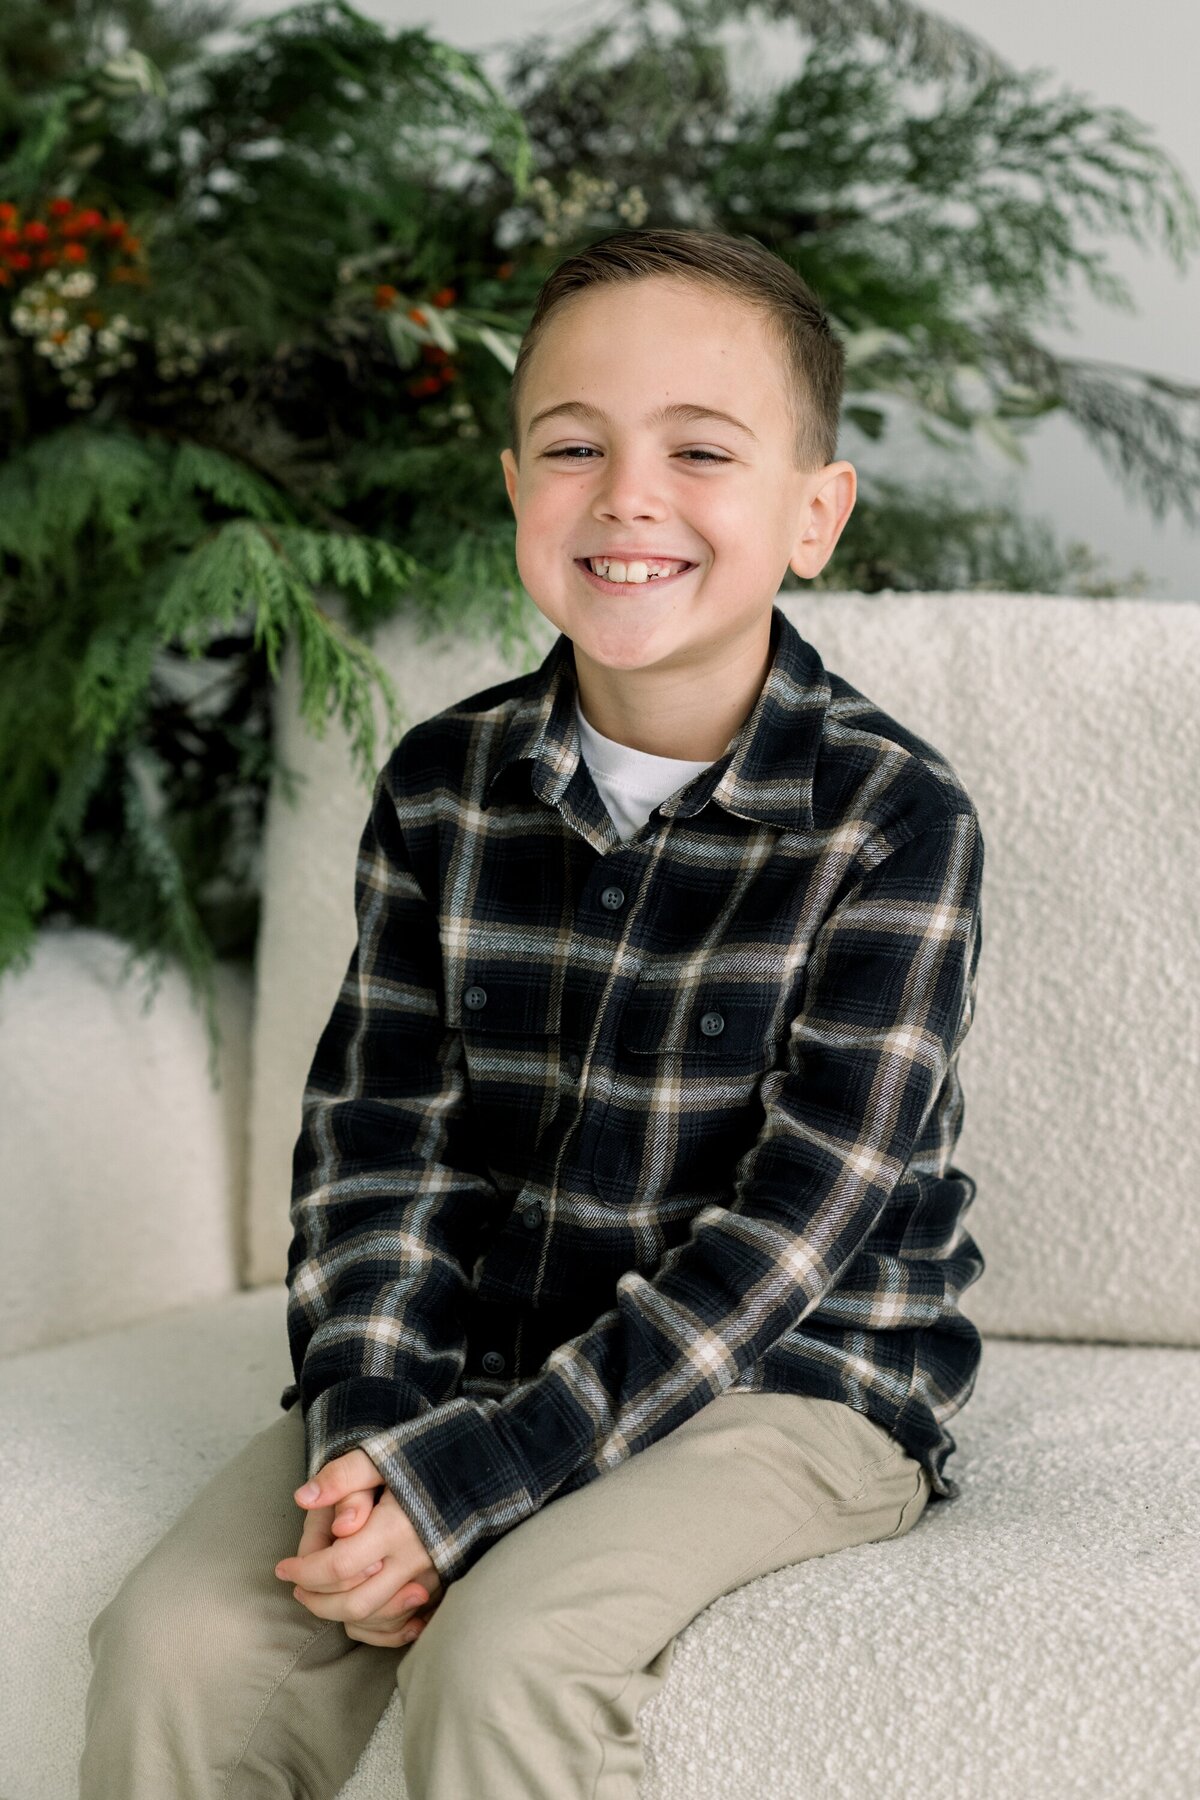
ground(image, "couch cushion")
xmin=0 ymin=927 xmax=254 ymax=1357
xmin=5 ymin=1293 xmax=1197 ymax=1799
xmin=247 ymin=591 xmax=1200 ymax=1346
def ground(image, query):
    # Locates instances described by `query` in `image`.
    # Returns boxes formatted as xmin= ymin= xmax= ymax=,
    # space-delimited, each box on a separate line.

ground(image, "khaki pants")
xmin=80 ymin=1389 xmax=930 ymax=1799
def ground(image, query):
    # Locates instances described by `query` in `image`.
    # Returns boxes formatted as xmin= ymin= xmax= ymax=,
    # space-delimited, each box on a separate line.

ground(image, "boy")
xmin=81 ymin=227 xmax=985 ymax=1799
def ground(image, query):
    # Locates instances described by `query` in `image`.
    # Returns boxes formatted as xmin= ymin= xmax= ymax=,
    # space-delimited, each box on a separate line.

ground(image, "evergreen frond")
xmin=0 ymin=427 xmax=163 ymax=577
xmin=74 ymin=618 xmax=163 ymax=750
xmin=97 ymin=749 xmax=223 ymax=1088
xmin=645 ymin=0 xmax=1013 ymax=84
xmin=169 ymin=441 xmax=296 ymax=523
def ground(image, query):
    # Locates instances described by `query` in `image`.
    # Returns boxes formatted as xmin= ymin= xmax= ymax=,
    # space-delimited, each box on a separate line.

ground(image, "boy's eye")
xmin=542 ymin=447 xmax=731 ymax=465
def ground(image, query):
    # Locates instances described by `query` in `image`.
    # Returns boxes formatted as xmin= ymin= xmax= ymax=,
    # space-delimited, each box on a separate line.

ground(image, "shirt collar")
xmin=482 ymin=602 xmax=830 ymax=833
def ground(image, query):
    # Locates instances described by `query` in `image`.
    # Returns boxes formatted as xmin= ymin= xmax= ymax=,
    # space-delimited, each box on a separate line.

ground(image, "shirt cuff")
xmin=353 ymin=1398 xmax=545 ymax=1586
xmin=293 ymin=1376 xmax=445 ymax=1484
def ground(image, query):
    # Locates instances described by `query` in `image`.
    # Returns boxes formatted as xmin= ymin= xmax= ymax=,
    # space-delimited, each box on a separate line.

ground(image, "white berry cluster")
xmin=155 ymin=322 xmax=239 ymax=404
xmin=7 ymin=267 xmax=146 ymax=407
xmin=154 ymin=319 xmax=206 ymax=379
xmin=5 ymin=277 xmax=243 ymax=409
xmin=447 ymin=399 xmax=482 ymax=437
xmin=527 ymin=172 xmax=649 ymax=247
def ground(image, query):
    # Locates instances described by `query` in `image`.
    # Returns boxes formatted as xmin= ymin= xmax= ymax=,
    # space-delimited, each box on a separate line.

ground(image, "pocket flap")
xmin=447 ymin=963 xmax=561 ymax=1037
xmin=619 ymin=986 xmax=778 ymax=1060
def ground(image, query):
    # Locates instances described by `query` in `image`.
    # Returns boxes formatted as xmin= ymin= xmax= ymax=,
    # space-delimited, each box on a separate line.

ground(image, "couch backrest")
xmin=247 ymin=590 xmax=1200 ymax=1347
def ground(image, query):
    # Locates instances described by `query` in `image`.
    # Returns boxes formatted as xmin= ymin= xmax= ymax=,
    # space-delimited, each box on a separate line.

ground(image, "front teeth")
xmin=588 ymin=558 xmax=686 ymax=584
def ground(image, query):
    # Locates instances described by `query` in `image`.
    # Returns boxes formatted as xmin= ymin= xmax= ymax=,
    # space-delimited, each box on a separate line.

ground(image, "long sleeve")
xmin=280 ymin=750 xmax=503 ymax=1484
xmin=348 ymin=807 xmax=985 ymax=1585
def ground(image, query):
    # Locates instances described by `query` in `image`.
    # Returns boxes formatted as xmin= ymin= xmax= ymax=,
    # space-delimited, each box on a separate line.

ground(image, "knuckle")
xmin=331 ymin=1545 xmax=360 ymax=1581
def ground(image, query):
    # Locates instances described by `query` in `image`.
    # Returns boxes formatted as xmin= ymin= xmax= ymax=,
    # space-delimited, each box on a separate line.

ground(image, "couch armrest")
xmin=0 ymin=928 xmax=254 ymax=1358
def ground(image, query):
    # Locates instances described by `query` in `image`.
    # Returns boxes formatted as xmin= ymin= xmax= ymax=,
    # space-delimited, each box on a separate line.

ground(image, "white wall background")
xmin=234 ymin=0 xmax=1199 ymax=600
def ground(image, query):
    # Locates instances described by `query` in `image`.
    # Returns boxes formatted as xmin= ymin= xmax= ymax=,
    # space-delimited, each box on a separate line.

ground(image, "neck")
xmin=571 ymin=619 xmax=774 ymax=761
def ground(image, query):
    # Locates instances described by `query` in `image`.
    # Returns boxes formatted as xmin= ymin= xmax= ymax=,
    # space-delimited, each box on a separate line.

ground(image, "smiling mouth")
xmin=575 ymin=559 xmax=697 ymax=593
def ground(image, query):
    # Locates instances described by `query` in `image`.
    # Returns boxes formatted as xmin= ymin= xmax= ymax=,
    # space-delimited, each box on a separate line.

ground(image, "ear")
xmin=789 ymin=461 xmax=857 ymax=581
xmin=500 ymin=447 xmax=520 ymax=515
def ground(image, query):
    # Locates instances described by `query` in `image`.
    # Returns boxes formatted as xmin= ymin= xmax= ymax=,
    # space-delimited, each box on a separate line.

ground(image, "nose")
xmin=591 ymin=445 xmax=670 ymax=523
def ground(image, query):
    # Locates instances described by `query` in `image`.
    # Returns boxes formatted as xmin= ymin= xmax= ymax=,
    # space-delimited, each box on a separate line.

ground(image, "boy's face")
xmin=499 ymin=275 xmax=856 ymax=682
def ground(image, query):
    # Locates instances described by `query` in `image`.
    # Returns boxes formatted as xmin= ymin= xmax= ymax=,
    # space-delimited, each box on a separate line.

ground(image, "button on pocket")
xmin=446 ymin=963 xmax=562 ymax=1183
xmin=591 ymin=984 xmax=784 ymax=1206
xmin=618 ymin=987 xmax=778 ymax=1064
xmin=447 ymin=965 xmax=561 ymax=1038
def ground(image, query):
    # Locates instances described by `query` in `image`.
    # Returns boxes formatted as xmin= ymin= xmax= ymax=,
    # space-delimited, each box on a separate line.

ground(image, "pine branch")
xmin=652 ymin=0 xmax=1014 ymax=83
xmin=986 ymin=321 xmax=1200 ymax=527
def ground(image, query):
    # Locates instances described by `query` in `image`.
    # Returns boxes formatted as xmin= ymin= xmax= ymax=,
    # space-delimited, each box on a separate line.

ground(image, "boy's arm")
xmin=347 ymin=805 xmax=985 ymax=1588
xmin=281 ymin=748 xmax=500 ymax=1487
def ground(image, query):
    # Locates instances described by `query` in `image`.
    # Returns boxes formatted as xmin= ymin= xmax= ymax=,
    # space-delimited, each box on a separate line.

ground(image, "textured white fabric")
xmin=247 ymin=591 xmax=1200 ymax=1346
xmin=0 ymin=928 xmax=253 ymax=1357
xmin=2 ymin=1285 xmax=1196 ymax=1800
xmin=573 ymin=689 xmax=716 ymax=841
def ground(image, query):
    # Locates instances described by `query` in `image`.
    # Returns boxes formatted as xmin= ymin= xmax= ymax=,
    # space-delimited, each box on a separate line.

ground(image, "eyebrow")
xmin=526 ymin=399 xmax=759 ymax=444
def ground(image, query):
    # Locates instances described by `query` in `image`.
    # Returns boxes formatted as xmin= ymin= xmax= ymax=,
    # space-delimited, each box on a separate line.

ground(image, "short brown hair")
xmin=506 ymin=226 xmax=845 ymax=472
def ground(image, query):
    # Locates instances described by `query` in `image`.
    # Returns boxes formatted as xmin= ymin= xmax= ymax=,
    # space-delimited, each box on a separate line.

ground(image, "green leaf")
xmin=474 ymin=323 xmax=521 ymax=374
xmin=972 ymin=413 xmax=1028 ymax=464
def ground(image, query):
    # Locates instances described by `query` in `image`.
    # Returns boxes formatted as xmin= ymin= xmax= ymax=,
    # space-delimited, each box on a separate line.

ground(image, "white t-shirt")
xmin=574 ymin=692 xmax=715 ymax=843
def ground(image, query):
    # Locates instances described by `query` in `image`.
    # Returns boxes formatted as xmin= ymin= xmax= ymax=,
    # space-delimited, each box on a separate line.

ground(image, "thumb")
xmin=295 ymin=1447 xmax=379 ymax=1509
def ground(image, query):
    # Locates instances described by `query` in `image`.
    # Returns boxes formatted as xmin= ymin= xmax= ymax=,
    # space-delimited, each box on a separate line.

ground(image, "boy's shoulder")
xmin=377 ymin=657 xmax=550 ymax=799
xmin=813 ymin=663 xmax=980 ymax=843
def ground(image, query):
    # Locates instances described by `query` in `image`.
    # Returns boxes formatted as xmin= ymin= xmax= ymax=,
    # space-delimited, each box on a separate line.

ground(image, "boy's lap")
xmin=98 ymin=1391 xmax=923 ymax=1684
xmin=414 ymin=1390 xmax=924 ymax=1681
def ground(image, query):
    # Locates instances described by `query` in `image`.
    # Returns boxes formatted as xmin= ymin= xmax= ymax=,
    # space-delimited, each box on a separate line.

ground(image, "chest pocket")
xmin=590 ymin=983 xmax=783 ymax=1206
xmin=446 ymin=962 xmax=563 ymax=1039
xmin=445 ymin=962 xmax=562 ymax=1179
xmin=619 ymin=985 xmax=781 ymax=1067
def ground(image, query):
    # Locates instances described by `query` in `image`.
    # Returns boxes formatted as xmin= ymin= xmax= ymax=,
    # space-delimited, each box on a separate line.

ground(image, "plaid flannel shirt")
xmin=280 ymin=602 xmax=986 ymax=1586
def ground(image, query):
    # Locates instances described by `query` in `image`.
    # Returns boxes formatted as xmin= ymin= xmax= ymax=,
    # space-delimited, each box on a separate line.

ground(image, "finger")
xmin=291 ymin=1561 xmax=387 ymax=1602
xmin=359 ymin=1582 xmax=430 ymax=1626
xmin=294 ymin=1450 xmax=382 ymax=1510
xmin=350 ymin=1600 xmax=433 ymax=1645
xmin=280 ymin=1511 xmax=385 ymax=1591
xmin=345 ymin=1619 xmax=422 ymax=1649
xmin=277 ymin=1526 xmax=390 ymax=1593
xmin=278 ymin=1507 xmax=375 ymax=1583
xmin=291 ymin=1561 xmax=402 ymax=1623
xmin=296 ymin=1504 xmax=336 ymax=1560
xmin=331 ymin=1486 xmax=378 ymax=1535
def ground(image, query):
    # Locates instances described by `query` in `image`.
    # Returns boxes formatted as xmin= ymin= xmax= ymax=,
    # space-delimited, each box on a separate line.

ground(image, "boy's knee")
xmin=87 ymin=1561 xmax=178 ymax=1674
xmin=402 ymin=1581 xmax=590 ymax=1719
xmin=88 ymin=1552 xmax=239 ymax=1685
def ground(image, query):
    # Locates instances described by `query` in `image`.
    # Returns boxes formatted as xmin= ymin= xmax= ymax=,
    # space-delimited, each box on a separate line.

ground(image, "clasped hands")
xmin=273 ymin=1447 xmax=445 ymax=1648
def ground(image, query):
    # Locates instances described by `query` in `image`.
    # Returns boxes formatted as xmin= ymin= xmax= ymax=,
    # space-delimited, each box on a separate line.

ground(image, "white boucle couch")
xmin=2 ymin=590 xmax=1198 ymax=1800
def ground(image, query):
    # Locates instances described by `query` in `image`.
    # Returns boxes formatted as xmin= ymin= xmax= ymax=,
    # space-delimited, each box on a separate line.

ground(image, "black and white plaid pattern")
xmin=281 ymin=603 xmax=986 ymax=1584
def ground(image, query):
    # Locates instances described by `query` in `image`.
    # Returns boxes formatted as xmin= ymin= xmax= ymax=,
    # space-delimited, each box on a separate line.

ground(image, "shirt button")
xmin=565 ymin=1053 xmax=582 ymax=1079
xmin=464 ymin=985 xmax=488 ymax=1010
xmin=700 ymin=1010 xmax=725 ymax=1036
xmin=600 ymin=885 xmax=626 ymax=911
xmin=482 ymin=1350 xmax=506 ymax=1374
xmin=520 ymin=1202 xmax=544 ymax=1230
